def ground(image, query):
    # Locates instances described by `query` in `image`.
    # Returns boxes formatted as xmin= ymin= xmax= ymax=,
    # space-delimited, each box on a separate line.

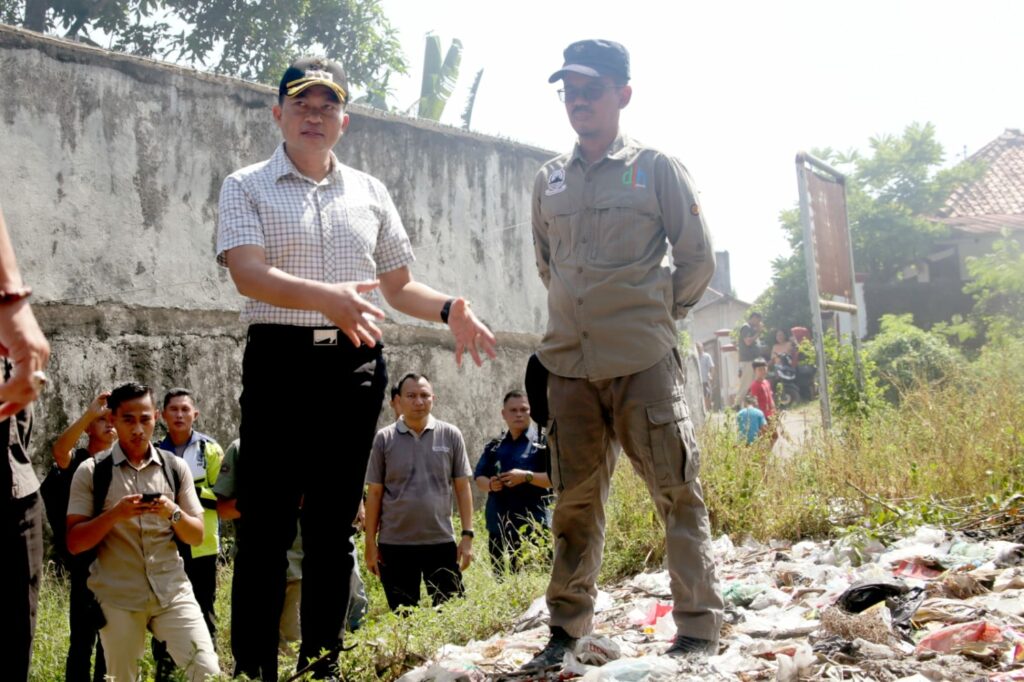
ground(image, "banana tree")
xmin=416 ymin=33 xmax=462 ymax=121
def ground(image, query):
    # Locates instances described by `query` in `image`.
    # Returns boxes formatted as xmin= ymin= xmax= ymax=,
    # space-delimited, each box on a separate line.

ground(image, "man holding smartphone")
xmin=66 ymin=383 xmax=219 ymax=682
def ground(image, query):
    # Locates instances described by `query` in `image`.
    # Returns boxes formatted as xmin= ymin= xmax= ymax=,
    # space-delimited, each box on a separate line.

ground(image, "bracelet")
xmin=0 ymin=286 xmax=32 ymax=305
xmin=461 ymin=529 xmax=474 ymax=539
xmin=440 ymin=298 xmax=456 ymax=324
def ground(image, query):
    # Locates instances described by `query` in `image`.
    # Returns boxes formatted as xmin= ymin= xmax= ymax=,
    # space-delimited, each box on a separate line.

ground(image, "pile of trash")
xmin=398 ymin=526 xmax=1024 ymax=681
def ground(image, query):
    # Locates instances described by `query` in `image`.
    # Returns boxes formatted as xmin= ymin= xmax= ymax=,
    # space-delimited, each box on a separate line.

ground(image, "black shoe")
xmin=664 ymin=634 xmax=717 ymax=658
xmin=520 ymin=626 xmax=577 ymax=670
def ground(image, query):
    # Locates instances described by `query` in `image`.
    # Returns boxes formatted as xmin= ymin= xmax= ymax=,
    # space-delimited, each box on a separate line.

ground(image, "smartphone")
xmin=140 ymin=492 xmax=161 ymax=503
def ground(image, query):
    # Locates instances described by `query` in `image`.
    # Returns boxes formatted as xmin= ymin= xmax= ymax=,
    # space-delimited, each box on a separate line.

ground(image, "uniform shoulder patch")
xmin=545 ymin=168 xmax=567 ymax=196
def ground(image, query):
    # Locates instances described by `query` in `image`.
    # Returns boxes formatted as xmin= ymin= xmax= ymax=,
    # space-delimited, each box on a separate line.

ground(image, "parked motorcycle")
xmin=769 ymin=354 xmax=802 ymax=409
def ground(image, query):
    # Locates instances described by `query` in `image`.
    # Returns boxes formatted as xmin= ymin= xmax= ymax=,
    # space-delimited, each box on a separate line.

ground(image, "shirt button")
xmin=576 ymin=298 xmax=583 ymax=305
xmin=577 ymin=267 xmax=583 ymax=274
xmin=581 ymin=331 xmax=590 ymax=339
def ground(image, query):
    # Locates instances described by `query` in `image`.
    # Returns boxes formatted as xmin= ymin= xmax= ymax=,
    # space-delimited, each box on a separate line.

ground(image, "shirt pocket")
xmin=590 ymin=191 xmax=662 ymax=266
xmin=542 ymin=194 xmax=576 ymax=264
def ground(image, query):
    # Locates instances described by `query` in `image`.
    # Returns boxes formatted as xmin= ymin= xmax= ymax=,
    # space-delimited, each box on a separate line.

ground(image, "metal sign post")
xmin=796 ymin=155 xmax=833 ymax=431
xmin=795 ymin=152 xmax=865 ymax=430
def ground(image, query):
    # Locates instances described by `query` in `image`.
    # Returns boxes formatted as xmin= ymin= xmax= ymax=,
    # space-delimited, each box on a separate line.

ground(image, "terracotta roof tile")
xmin=938 ymin=129 xmax=1024 ymax=233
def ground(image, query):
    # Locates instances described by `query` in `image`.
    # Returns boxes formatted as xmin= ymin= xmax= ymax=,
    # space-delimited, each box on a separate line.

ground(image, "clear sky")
xmin=377 ymin=0 xmax=1023 ymax=302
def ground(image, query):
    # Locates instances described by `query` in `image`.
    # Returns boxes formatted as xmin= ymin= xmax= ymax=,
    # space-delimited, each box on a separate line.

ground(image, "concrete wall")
xmin=0 ymin=24 xmax=551 ymax=470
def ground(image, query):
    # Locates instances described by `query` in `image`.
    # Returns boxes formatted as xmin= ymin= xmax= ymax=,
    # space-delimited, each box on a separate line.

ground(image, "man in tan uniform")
xmin=525 ymin=39 xmax=723 ymax=669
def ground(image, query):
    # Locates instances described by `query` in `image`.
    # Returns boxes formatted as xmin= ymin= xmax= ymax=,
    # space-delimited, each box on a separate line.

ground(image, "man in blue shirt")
xmin=736 ymin=395 xmax=767 ymax=445
xmin=474 ymin=390 xmax=552 ymax=573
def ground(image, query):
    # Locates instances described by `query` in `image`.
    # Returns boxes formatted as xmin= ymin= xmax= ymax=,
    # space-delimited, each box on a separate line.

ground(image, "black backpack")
xmin=41 ymin=447 xmax=181 ymax=565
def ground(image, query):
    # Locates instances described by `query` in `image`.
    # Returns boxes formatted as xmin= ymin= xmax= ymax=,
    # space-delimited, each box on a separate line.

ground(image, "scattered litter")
xmin=399 ymin=525 xmax=1024 ymax=681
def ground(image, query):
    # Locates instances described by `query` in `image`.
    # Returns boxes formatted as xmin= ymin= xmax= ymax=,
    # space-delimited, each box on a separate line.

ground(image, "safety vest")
xmin=159 ymin=432 xmax=223 ymax=559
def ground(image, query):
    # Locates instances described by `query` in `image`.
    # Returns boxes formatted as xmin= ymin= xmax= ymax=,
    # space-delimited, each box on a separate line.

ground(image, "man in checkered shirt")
xmin=216 ymin=56 xmax=496 ymax=681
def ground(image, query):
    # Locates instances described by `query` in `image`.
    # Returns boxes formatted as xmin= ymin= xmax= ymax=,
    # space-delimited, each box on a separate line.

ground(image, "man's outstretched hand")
xmin=446 ymin=298 xmax=497 ymax=367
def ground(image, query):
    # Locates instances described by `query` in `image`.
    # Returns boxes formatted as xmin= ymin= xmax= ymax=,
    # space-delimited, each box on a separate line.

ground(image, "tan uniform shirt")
xmin=532 ymin=133 xmax=715 ymax=381
xmin=68 ymin=444 xmax=203 ymax=611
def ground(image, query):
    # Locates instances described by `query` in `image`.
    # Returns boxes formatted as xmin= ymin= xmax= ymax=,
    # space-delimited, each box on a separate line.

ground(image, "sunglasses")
xmin=557 ymin=84 xmax=617 ymax=103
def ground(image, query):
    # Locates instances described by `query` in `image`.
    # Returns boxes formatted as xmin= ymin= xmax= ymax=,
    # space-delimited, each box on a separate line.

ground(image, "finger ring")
xmin=30 ymin=370 xmax=48 ymax=391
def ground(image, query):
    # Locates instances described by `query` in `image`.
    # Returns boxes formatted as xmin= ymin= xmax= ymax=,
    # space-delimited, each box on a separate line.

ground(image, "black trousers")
xmin=377 ymin=542 xmax=464 ymax=612
xmin=153 ymin=552 xmax=216 ymax=680
xmin=1 ymin=406 xmax=43 ymax=682
xmin=231 ymin=326 xmax=387 ymax=680
xmin=65 ymin=561 xmax=105 ymax=682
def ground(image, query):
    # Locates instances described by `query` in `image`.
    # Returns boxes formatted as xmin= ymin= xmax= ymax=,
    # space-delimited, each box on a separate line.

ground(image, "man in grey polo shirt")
xmin=364 ymin=373 xmax=475 ymax=611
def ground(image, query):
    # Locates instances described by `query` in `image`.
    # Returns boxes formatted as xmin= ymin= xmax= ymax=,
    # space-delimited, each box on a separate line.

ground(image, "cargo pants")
xmin=545 ymin=349 xmax=723 ymax=641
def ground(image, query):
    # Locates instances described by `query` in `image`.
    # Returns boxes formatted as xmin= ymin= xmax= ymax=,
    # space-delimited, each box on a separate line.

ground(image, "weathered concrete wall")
xmin=0 ymin=24 xmax=551 ymax=334
xmin=33 ymin=305 xmax=538 ymax=469
xmin=0 ymin=24 xmax=552 ymax=476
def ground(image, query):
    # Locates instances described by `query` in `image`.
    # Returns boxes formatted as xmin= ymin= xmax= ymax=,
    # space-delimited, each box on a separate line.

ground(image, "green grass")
xmin=31 ymin=347 xmax=1024 ymax=680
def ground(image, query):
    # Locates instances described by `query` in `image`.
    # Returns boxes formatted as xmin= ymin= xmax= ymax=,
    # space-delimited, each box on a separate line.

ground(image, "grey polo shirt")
xmin=365 ymin=416 xmax=472 ymax=546
xmin=68 ymin=443 xmax=203 ymax=610
xmin=532 ymin=133 xmax=716 ymax=381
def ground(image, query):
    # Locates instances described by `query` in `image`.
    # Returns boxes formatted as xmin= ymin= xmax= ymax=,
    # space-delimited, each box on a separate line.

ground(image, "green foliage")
xmin=866 ymin=313 xmax=961 ymax=402
xmin=461 ymin=68 xmax=484 ymax=131
xmin=756 ymin=123 xmax=981 ymax=331
xmin=416 ymin=34 xmax=462 ymax=121
xmin=963 ymin=234 xmax=1024 ymax=343
xmin=820 ymin=332 xmax=884 ymax=418
xmin=3 ymin=0 xmax=408 ymax=88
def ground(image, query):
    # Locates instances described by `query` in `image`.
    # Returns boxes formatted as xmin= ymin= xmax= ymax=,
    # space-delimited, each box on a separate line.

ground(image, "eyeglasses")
xmin=557 ymin=84 xmax=615 ymax=103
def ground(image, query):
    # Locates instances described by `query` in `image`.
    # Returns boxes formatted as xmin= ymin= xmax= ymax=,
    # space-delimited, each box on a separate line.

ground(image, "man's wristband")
xmin=461 ymin=529 xmax=474 ymax=539
xmin=440 ymin=298 xmax=456 ymax=324
xmin=0 ymin=285 xmax=32 ymax=305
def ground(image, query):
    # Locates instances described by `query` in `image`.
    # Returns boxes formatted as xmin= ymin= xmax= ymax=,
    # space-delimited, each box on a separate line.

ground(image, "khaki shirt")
xmin=68 ymin=444 xmax=203 ymax=611
xmin=532 ymin=134 xmax=715 ymax=380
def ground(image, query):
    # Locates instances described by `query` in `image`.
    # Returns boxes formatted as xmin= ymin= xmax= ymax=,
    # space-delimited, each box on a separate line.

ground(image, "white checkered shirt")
xmin=216 ymin=144 xmax=416 ymax=326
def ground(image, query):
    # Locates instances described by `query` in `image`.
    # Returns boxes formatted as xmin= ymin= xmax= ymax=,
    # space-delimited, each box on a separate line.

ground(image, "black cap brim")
xmin=548 ymin=64 xmax=603 ymax=83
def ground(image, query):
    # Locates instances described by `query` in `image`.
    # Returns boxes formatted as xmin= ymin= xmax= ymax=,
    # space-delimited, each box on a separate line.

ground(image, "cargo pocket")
xmin=646 ymin=396 xmax=700 ymax=489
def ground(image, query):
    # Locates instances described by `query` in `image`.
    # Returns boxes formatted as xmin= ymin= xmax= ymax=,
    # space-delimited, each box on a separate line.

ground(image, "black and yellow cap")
xmin=278 ymin=57 xmax=348 ymax=103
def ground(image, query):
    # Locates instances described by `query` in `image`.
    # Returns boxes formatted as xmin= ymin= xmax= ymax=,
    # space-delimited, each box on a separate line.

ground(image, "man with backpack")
xmin=42 ymin=391 xmax=116 ymax=681
xmin=66 ymin=382 xmax=219 ymax=681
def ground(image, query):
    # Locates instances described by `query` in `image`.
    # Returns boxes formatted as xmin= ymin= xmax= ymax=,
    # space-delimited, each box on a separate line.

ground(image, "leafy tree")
xmin=755 ymin=123 xmax=980 ymax=331
xmin=2 ymin=0 xmax=407 ymax=88
xmin=866 ymin=313 xmax=961 ymax=403
xmin=960 ymin=234 xmax=1024 ymax=343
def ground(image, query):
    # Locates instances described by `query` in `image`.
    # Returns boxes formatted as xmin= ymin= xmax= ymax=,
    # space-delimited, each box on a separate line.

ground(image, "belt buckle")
xmin=313 ymin=329 xmax=338 ymax=346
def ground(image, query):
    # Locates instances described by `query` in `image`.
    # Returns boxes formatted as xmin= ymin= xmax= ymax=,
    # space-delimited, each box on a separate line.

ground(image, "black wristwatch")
xmin=461 ymin=529 xmax=474 ymax=539
xmin=440 ymin=298 xmax=455 ymax=324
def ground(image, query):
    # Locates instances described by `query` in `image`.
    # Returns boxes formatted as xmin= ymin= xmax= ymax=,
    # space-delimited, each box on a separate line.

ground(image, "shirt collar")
xmin=157 ymin=430 xmax=198 ymax=453
xmin=111 ymin=442 xmax=161 ymax=468
xmin=395 ymin=414 xmax=437 ymax=435
xmin=570 ymin=132 xmax=631 ymax=167
xmin=501 ymin=423 xmax=538 ymax=445
xmin=271 ymin=143 xmax=341 ymax=183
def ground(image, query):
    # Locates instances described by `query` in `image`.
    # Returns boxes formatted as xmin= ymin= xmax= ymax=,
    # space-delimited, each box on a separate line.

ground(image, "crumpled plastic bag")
xmin=723 ymin=582 xmax=768 ymax=607
xmin=775 ymin=642 xmax=814 ymax=682
xmin=578 ymin=655 xmax=679 ymax=681
xmin=914 ymin=619 xmax=1006 ymax=656
xmin=574 ymin=635 xmax=622 ymax=666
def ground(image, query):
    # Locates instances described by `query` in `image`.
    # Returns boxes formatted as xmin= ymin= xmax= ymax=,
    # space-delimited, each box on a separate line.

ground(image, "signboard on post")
xmin=795 ymin=153 xmax=863 ymax=431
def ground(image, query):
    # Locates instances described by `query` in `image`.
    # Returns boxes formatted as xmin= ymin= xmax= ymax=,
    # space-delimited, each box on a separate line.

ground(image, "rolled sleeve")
xmin=67 ymin=458 xmax=97 ymax=518
xmin=655 ymin=154 xmax=715 ymax=319
xmin=371 ymin=180 xmax=416 ymax=274
xmin=216 ymin=174 xmax=265 ymax=266
xmin=212 ymin=440 xmax=238 ymax=499
xmin=473 ymin=445 xmax=495 ymax=479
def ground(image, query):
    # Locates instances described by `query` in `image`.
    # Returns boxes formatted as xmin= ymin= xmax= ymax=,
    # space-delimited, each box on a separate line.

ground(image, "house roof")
xmin=936 ymin=128 xmax=1024 ymax=234
xmin=692 ymin=287 xmax=752 ymax=314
